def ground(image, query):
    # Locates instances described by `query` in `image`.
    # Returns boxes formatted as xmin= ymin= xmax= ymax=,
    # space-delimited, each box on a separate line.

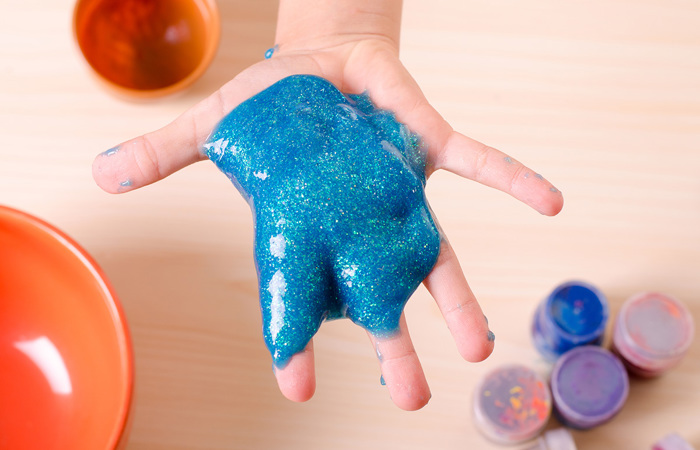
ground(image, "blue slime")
xmin=204 ymin=75 xmax=441 ymax=367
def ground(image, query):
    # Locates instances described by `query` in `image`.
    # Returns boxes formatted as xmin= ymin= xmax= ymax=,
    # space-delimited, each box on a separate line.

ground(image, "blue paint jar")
xmin=532 ymin=281 xmax=608 ymax=361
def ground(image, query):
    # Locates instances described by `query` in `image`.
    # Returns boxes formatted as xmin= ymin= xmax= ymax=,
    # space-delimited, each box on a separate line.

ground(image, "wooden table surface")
xmin=2 ymin=0 xmax=699 ymax=448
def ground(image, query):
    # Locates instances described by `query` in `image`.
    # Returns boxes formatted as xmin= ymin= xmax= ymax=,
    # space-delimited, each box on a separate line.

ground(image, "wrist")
xmin=275 ymin=0 xmax=402 ymax=53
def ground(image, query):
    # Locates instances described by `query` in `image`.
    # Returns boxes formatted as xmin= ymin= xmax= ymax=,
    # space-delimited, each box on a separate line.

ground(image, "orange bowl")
xmin=0 ymin=206 xmax=133 ymax=449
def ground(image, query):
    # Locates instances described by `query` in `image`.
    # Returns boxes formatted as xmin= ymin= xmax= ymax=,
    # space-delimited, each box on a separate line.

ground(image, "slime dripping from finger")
xmin=204 ymin=75 xmax=441 ymax=367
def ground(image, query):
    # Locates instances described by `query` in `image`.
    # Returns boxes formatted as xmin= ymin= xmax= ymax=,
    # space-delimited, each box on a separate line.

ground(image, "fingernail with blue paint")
xmin=487 ymin=330 xmax=496 ymax=342
xmin=101 ymin=146 xmax=120 ymax=157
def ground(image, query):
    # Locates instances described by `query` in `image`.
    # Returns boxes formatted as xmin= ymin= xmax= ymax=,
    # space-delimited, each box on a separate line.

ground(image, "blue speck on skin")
xmin=487 ymin=330 xmax=496 ymax=342
xmin=119 ymin=179 xmax=132 ymax=187
xmin=264 ymin=44 xmax=278 ymax=59
xmin=380 ymin=374 xmax=386 ymax=386
xmin=204 ymin=75 xmax=441 ymax=368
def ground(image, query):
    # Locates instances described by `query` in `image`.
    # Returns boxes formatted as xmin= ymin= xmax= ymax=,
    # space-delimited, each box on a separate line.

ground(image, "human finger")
xmin=369 ymin=315 xmax=430 ymax=411
xmin=273 ymin=340 xmax=316 ymax=403
xmin=92 ymin=61 xmax=300 ymax=194
xmin=423 ymin=239 xmax=494 ymax=363
xmin=350 ymin=54 xmax=563 ymax=216
xmin=434 ymin=132 xmax=564 ymax=216
xmin=92 ymin=91 xmax=226 ymax=193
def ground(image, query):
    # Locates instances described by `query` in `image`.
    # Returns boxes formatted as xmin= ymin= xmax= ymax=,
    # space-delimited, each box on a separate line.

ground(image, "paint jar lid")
xmin=545 ymin=280 xmax=608 ymax=343
xmin=526 ymin=428 xmax=577 ymax=450
xmin=472 ymin=365 xmax=551 ymax=444
xmin=652 ymin=432 xmax=696 ymax=450
xmin=614 ymin=292 xmax=694 ymax=373
xmin=551 ymin=346 xmax=629 ymax=429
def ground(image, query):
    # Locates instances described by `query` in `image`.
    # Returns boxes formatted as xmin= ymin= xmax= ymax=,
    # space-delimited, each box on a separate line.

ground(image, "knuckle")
xmin=133 ymin=135 xmax=162 ymax=181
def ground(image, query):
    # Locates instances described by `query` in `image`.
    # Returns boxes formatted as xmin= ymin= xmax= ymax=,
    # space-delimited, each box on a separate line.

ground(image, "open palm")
xmin=93 ymin=37 xmax=563 ymax=411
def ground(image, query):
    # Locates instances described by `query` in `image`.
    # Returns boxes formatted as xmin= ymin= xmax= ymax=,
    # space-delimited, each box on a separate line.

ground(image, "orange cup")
xmin=0 ymin=206 xmax=134 ymax=449
xmin=73 ymin=0 xmax=220 ymax=99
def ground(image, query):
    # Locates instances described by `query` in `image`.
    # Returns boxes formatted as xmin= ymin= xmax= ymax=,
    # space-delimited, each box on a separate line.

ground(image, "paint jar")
xmin=532 ymin=281 xmax=608 ymax=361
xmin=73 ymin=0 xmax=220 ymax=99
xmin=652 ymin=433 xmax=695 ymax=450
xmin=525 ymin=428 xmax=577 ymax=450
xmin=472 ymin=365 xmax=551 ymax=445
xmin=612 ymin=292 xmax=695 ymax=377
xmin=550 ymin=346 xmax=629 ymax=429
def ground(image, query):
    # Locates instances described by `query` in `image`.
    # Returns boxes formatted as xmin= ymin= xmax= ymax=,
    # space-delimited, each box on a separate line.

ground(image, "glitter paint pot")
xmin=612 ymin=292 xmax=695 ymax=377
xmin=73 ymin=0 xmax=220 ymax=99
xmin=472 ymin=365 xmax=551 ymax=444
xmin=550 ymin=346 xmax=629 ymax=429
xmin=532 ymin=281 xmax=608 ymax=361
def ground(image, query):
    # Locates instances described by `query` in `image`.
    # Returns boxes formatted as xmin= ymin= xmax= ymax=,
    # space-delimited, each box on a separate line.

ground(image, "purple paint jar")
xmin=550 ymin=346 xmax=629 ymax=429
xmin=612 ymin=292 xmax=695 ymax=377
xmin=472 ymin=365 xmax=551 ymax=444
xmin=532 ymin=281 xmax=608 ymax=361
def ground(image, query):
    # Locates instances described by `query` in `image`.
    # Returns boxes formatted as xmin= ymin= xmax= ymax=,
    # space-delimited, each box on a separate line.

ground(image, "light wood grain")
xmin=1 ymin=0 xmax=699 ymax=448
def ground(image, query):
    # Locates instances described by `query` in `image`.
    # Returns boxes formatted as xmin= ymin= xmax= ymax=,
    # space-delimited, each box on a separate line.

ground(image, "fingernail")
xmin=101 ymin=146 xmax=120 ymax=157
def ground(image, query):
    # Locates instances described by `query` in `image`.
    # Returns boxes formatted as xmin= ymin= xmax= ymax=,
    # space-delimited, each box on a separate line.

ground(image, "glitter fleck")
xmin=204 ymin=75 xmax=441 ymax=367
xmin=487 ymin=330 xmax=496 ymax=342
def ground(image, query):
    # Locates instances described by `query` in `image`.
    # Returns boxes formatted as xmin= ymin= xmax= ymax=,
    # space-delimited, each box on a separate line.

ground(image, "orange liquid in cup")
xmin=74 ymin=0 xmax=218 ymax=96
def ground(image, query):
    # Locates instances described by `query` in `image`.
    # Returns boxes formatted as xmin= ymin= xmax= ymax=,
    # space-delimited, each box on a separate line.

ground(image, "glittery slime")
xmin=204 ymin=75 xmax=441 ymax=367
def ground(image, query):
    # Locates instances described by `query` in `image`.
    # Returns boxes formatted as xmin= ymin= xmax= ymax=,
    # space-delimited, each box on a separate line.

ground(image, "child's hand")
xmin=93 ymin=1 xmax=563 ymax=411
